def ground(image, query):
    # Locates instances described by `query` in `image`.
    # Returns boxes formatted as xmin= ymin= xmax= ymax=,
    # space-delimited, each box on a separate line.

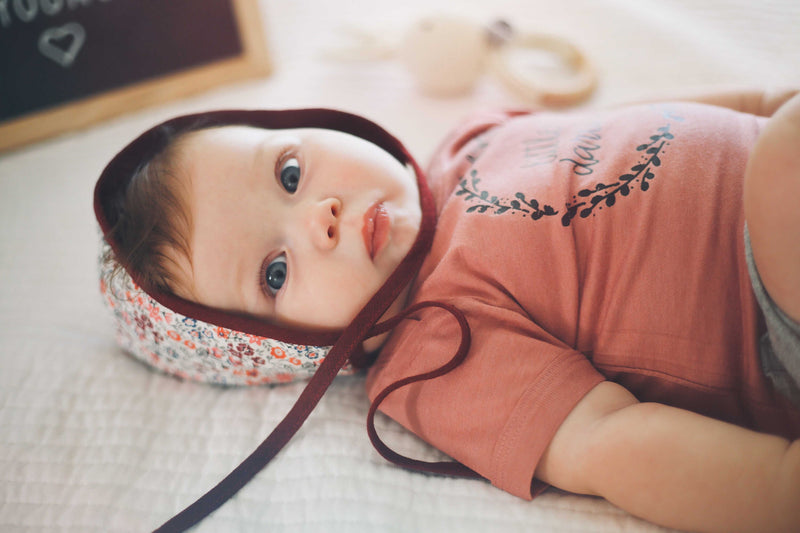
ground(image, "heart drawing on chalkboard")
xmin=38 ymin=22 xmax=86 ymax=68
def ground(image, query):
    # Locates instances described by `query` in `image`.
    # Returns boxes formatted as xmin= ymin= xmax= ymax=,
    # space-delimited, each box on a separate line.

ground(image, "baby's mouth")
xmin=362 ymin=202 xmax=390 ymax=260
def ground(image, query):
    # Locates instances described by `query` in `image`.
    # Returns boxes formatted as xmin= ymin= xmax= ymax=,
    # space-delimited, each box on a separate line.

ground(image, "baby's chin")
xmin=268 ymin=309 xmax=356 ymax=332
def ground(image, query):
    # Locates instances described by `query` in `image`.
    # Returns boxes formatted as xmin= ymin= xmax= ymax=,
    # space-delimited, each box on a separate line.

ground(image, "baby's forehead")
xmin=176 ymin=125 xmax=301 ymax=163
xmin=187 ymin=124 xmax=333 ymax=141
xmin=178 ymin=125 xmax=392 ymax=168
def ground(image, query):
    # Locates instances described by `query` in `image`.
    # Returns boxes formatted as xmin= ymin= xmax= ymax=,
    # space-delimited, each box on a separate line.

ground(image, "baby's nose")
xmin=308 ymin=198 xmax=342 ymax=250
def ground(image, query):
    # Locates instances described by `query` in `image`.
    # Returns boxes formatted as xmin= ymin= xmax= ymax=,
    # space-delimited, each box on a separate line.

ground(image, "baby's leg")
xmin=744 ymin=93 xmax=800 ymax=322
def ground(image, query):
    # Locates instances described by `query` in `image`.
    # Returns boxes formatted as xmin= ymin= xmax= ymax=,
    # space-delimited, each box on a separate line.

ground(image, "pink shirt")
xmin=366 ymin=103 xmax=800 ymax=500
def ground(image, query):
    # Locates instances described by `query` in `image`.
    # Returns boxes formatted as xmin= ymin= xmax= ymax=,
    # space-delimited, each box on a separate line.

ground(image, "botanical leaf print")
xmin=458 ymin=121 xmax=677 ymax=227
xmin=456 ymin=172 xmax=559 ymax=220
xmin=561 ymin=124 xmax=674 ymax=226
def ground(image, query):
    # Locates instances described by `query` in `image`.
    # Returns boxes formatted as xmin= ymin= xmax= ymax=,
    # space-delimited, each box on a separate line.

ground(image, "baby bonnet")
xmin=94 ymin=108 xmax=435 ymax=386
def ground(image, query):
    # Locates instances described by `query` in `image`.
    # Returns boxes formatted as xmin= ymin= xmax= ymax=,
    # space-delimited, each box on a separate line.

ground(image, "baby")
xmin=95 ymin=92 xmax=800 ymax=533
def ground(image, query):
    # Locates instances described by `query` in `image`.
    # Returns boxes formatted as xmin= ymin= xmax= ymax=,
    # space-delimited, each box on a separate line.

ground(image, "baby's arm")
xmin=536 ymin=381 xmax=800 ymax=533
xmin=627 ymin=87 xmax=798 ymax=117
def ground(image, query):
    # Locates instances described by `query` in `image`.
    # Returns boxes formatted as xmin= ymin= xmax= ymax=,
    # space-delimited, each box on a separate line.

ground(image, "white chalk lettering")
xmin=0 ymin=1 xmax=11 ymax=28
xmin=0 ymin=0 xmax=109 ymax=26
xmin=14 ymin=0 xmax=38 ymax=22
xmin=40 ymin=0 xmax=62 ymax=15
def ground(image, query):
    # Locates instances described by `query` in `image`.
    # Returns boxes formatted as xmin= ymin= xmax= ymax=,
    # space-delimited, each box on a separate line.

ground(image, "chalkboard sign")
xmin=0 ymin=0 xmax=270 ymax=151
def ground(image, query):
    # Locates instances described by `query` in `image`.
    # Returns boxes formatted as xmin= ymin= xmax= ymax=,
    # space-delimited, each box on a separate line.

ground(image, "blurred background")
xmin=4 ymin=0 xmax=799 ymax=158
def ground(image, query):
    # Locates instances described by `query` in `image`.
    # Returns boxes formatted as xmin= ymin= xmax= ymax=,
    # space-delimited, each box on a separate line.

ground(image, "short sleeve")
xmin=366 ymin=298 xmax=605 ymax=499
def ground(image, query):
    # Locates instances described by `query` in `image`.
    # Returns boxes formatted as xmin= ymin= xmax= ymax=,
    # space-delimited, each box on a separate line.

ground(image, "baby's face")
xmin=171 ymin=125 xmax=421 ymax=331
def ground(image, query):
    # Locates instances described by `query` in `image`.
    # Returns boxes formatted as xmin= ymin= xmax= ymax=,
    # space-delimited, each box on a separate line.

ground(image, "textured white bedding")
xmin=2 ymin=0 xmax=799 ymax=531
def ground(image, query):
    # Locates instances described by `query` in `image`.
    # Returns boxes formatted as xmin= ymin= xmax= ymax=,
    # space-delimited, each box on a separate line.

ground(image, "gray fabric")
xmin=745 ymin=225 xmax=800 ymax=407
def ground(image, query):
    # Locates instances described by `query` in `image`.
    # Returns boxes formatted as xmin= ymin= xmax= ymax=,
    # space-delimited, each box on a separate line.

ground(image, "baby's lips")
xmin=363 ymin=202 xmax=390 ymax=260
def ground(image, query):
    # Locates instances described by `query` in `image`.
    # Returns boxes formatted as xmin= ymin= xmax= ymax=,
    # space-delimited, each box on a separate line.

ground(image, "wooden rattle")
xmin=399 ymin=16 xmax=598 ymax=107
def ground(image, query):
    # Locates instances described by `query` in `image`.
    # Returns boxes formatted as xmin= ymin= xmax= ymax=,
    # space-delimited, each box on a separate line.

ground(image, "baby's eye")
xmin=263 ymin=255 xmax=288 ymax=295
xmin=279 ymin=157 xmax=301 ymax=193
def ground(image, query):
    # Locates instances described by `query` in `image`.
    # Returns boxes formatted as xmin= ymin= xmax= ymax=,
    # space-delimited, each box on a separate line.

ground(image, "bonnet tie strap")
xmin=152 ymin=328 xmax=360 ymax=533
xmin=152 ymin=300 xmax=477 ymax=532
xmin=365 ymin=300 xmax=483 ymax=478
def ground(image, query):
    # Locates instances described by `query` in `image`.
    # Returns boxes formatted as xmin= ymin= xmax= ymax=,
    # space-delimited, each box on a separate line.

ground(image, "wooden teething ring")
xmin=487 ymin=20 xmax=598 ymax=107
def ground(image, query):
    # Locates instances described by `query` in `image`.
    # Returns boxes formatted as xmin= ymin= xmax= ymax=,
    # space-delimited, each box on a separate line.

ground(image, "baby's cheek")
xmin=279 ymin=280 xmax=365 ymax=330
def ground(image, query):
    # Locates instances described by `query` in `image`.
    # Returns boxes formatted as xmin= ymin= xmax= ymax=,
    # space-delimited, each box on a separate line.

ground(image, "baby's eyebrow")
xmin=255 ymin=130 xmax=287 ymax=173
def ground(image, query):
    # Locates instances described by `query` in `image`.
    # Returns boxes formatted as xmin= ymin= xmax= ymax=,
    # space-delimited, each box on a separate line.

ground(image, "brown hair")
xmin=102 ymin=128 xmax=195 ymax=295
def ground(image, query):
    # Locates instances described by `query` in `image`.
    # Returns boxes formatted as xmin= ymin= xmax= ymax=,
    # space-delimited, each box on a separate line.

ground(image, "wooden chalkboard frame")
xmin=0 ymin=0 xmax=270 ymax=152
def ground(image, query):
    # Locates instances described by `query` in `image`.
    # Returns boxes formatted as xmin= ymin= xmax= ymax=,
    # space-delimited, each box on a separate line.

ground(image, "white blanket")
xmin=2 ymin=0 xmax=799 ymax=531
